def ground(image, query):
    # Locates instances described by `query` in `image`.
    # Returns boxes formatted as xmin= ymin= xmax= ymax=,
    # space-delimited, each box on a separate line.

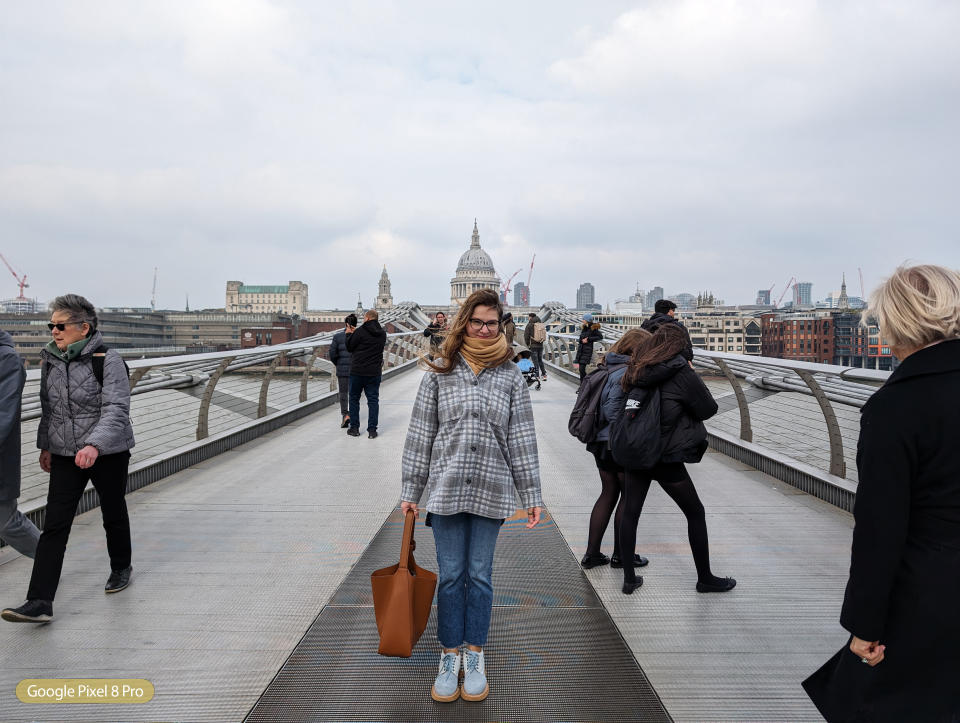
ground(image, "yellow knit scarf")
xmin=460 ymin=334 xmax=510 ymax=375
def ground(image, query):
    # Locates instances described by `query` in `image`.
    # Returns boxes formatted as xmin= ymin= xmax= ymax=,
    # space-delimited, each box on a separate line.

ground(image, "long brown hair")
xmin=605 ymin=328 xmax=652 ymax=360
xmin=421 ymin=289 xmax=514 ymax=373
xmin=622 ymin=323 xmax=689 ymax=389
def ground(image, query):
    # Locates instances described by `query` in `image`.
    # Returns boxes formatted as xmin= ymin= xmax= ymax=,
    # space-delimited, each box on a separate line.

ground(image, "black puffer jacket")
xmin=575 ymin=323 xmax=603 ymax=365
xmin=632 ymin=354 xmax=718 ymax=464
xmin=345 ymin=319 xmax=387 ymax=376
xmin=641 ymin=313 xmax=694 ymax=361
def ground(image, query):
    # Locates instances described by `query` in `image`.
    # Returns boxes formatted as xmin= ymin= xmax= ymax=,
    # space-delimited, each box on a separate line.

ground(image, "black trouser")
xmin=28 ymin=451 xmax=132 ymax=602
xmin=531 ymin=347 xmax=545 ymax=376
xmin=337 ymin=375 xmax=350 ymax=416
xmin=579 ymin=363 xmax=588 ymax=382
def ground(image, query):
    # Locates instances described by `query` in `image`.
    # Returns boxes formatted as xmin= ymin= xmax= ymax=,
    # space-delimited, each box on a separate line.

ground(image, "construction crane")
xmin=499 ymin=268 xmax=522 ymax=305
xmin=0 ymin=252 xmax=29 ymax=299
xmin=524 ymin=254 xmax=536 ymax=305
xmin=151 ymin=267 xmax=158 ymax=311
xmin=775 ymin=276 xmax=796 ymax=307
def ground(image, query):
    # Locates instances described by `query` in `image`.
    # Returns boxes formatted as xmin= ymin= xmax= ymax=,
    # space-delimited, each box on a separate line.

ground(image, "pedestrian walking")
xmin=328 ymin=313 xmax=357 ymax=428
xmin=580 ymin=329 xmax=651 ymax=571
xmin=423 ymin=311 xmax=448 ymax=361
xmin=575 ymin=313 xmax=603 ymax=383
xmin=400 ymin=288 xmax=543 ymax=703
xmin=345 ymin=309 xmax=387 ymax=439
xmin=616 ymin=323 xmax=734 ymax=595
xmin=804 ymin=264 xmax=960 ymax=722
xmin=641 ymin=299 xmax=693 ymax=361
xmin=502 ymin=312 xmax=516 ymax=347
xmin=2 ymin=295 xmax=135 ymax=624
xmin=0 ymin=329 xmax=41 ymax=558
xmin=523 ymin=312 xmax=547 ymax=380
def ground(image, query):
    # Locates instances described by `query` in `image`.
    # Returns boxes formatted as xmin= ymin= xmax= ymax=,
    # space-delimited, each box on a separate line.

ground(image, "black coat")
xmin=641 ymin=312 xmax=694 ymax=361
xmin=423 ymin=321 xmax=446 ymax=350
xmin=575 ymin=324 xmax=603 ymax=365
xmin=632 ymin=354 xmax=718 ymax=464
xmin=327 ymin=329 xmax=353 ymax=378
xmin=828 ymin=339 xmax=960 ymax=721
xmin=0 ymin=330 xmax=25 ymax=501
xmin=345 ymin=320 xmax=387 ymax=376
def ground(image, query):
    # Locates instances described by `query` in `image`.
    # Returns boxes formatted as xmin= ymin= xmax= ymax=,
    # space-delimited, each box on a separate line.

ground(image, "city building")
xmin=450 ymin=220 xmax=500 ymax=306
xmin=761 ymin=311 xmax=834 ymax=364
xmin=514 ymin=282 xmax=529 ymax=307
xmin=225 ymin=281 xmax=308 ymax=315
xmin=576 ymin=282 xmax=595 ymax=310
xmin=669 ymin=293 xmax=696 ymax=311
xmin=1 ymin=297 xmax=41 ymax=314
xmin=679 ymin=307 xmax=762 ymax=355
xmin=793 ymin=282 xmax=813 ymax=307
xmin=644 ymin=287 xmax=664 ymax=310
xmin=375 ymin=266 xmax=394 ymax=310
xmin=756 ymin=289 xmax=772 ymax=305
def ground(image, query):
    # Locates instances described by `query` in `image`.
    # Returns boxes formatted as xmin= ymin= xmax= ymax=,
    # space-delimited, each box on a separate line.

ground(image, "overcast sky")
xmin=2 ymin=0 xmax=958 ymax=311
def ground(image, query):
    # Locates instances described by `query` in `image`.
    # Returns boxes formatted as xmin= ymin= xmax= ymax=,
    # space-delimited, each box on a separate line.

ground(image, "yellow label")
xmin=16 ymin=679 xmax=154 ymax=704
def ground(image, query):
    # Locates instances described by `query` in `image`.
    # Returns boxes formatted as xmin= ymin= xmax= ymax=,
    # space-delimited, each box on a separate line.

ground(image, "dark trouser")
xmin=579 ymin=363 xmax=588 ymax=382
xmin=618 ymin=462 xmax=712 ymax=586
xmin=337 ymin=375 xmax=349 ymax=416
xmin=28 ymin=451 xmax=132 ymax=602
xmin=531 ymin=347 xmax=545 ymax=376
xmin=348 ymin=374 xmax=381 ymax=432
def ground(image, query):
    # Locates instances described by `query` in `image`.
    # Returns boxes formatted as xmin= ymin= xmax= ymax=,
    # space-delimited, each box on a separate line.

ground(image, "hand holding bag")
xmin=370 ymin=509 xmax=437 ymax=657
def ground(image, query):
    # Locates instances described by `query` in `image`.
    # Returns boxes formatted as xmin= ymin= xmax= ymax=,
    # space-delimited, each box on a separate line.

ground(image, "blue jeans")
xmin=348 ymin=374 xmax=381 ymax=431
xmin=430 ymin=512 xmax=503 ymax=649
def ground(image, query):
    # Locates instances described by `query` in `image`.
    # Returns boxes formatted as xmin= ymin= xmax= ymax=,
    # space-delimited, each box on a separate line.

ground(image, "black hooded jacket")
xmin=632 ymin=354 xmax=718 ymax=464
xmin=641 ymin=312 xmax=694 ymax=361
xmin=345 ymin=319 xmax=387 ymax=376
xmin=575 ymin=323 xmax=604 ymax=364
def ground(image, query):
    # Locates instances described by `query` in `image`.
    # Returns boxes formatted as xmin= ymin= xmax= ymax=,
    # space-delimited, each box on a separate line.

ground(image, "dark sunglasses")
xmin=47 ymin=322 xmax=82 ymax=331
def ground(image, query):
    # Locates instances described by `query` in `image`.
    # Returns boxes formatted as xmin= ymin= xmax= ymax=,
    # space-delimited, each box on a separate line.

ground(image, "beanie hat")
xmin=582 ymin=313 xmax=593 ymax=322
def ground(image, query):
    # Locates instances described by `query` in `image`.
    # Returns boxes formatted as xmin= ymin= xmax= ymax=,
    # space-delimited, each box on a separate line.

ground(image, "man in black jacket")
xmin=641 ymin=299 xmax=694 ymax=362
xmin=0 ymin=329 xmax=41 ymax=557
xmin=345 ymin=310 xmax=387 ymax=439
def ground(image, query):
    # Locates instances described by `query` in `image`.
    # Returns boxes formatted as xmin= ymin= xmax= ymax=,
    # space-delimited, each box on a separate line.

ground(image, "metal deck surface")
xmin=247 ymin=508 xmax=670 ymax=722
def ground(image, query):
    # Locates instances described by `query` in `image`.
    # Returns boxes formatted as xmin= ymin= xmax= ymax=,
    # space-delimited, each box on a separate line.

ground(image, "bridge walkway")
xmin=0 ymin=367 xmax=852 ymax=722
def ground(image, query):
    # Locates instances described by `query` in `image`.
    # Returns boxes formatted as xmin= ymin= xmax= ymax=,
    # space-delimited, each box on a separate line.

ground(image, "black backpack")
xmin=567 ymin=365 xmax=611 ymax=443
xmin=609 ymin=386 xmax=663 ymax=469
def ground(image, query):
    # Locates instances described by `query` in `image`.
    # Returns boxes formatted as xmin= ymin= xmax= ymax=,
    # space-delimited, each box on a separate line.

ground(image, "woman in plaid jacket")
xmin=400 ymin=289 xmax=543 ymax=704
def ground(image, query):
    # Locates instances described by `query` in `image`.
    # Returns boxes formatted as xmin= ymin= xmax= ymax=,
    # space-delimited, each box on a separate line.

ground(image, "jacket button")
xmin=465 ymin=478 xmax=472 ymax=485
xmin=471 ymin=445 xmax=477 ymax=452
xmin=471 ymin=412 xmax=479 ymax=418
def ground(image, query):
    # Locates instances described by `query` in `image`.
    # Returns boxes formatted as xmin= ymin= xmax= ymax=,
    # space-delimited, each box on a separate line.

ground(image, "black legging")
xmin=618 ymin=462 xmax=717 ymax=586
xmin=585 ymin=469 xmax=625 ymax=557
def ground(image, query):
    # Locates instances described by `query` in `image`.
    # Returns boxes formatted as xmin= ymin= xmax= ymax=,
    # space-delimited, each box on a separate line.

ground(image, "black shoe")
xmin=347 ymin=428 xmax=360 ymax=437
xmin=580 ymin=552 xmax=610 ymax=569
xmin=696 ymin=576 xmax=737 ymax=593
xmin=621 ymin=578 xmax=643 ymax=595
xmin=611 ymin=554 xmax=650 ymax=569
xmin=1 ymin=599 xmax=53 ymax=623
xmin=368 ymin=430 xmax=378 ymax=439
xmin=340 ymin=415 xmax=350 ymax=428
xmin=105 ymin=566 xmax=133 ymax=594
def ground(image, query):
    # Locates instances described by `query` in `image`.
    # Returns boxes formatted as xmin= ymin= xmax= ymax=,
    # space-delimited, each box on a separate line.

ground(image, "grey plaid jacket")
xmin=401 ymin=358 xmax=543 ymax=519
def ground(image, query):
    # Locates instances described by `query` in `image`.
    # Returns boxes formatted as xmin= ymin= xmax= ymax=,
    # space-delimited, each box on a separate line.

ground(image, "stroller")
xmin=522 ymin=367 xmax=542 ymax=391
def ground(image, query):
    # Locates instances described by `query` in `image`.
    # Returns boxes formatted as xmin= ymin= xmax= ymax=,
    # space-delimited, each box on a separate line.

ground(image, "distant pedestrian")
xmin=641 ymin=300 xmax=693 ymax=361
xmin=524 ymin=312 xmax=547 ymax=380
xmin=804 ymin=264 xmax=960 ymax=722
xmin=401 ymin=288 xmax=542 ymax=704
xmin=617 ymin=323 xmax=734 ymax=596
xmin=328 ymin=313 xmax=357 ymax=428
xmin=0 ymin=329 xmax=41 ymax=558
xmin=502 ymin=312 xmax=516 ymax=347
xmin=580 ymin=329 xmax=651 ymax=572
xmin=423 ymin=311 xmax=448 ymax=360
xmin=345 ymin=309 xmax=387 ymax=439
xmin=2 ymin=295 xmax=135 ymax=624
xmin=575 ymin=313 xmax=604 ymax=383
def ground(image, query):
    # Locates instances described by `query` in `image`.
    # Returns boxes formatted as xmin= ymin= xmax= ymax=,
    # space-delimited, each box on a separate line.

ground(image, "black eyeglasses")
xmin=47 ymin=322 xmax=82 ymax=331
xmin=468 ymin=319 xmax=501 ymax=331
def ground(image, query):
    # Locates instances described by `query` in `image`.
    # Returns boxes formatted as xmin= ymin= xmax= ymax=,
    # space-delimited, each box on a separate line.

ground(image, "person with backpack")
xmin=575 ymin=313 xmax=604 ymax=383
xmin=3 ymin=295 xmax=136 ymax=624
xmin=579 ymin=329 xmax=652 ymax=571
xmin=613 ymin=323 xmax=734 ymax=596
xmin=524 ymin=312 xmax=547 ymax=380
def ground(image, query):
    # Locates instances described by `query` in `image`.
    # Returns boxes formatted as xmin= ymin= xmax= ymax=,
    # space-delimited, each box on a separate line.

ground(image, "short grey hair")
xmin=867 ymin=264 xmax=960 ymax=350
xmin=50 ymin=294 xmax=98 ymax=335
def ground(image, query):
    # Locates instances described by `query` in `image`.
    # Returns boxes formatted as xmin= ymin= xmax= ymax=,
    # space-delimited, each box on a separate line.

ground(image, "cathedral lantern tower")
xmin=450 ymin=220 xmax=501 ymax=307
xmin=376 ymin=266 xmax=394 ymax=309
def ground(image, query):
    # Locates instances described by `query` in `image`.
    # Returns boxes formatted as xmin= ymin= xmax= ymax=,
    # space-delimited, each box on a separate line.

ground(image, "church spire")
xmin=471 ymin=219 xmax=480 ymax=249
xmin=838 ymin=273 xmax=849 ymax=309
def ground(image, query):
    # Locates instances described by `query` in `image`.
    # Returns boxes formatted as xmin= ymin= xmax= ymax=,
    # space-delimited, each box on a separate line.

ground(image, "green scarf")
xmin=45 ymin=337 xmax=91 ymax=362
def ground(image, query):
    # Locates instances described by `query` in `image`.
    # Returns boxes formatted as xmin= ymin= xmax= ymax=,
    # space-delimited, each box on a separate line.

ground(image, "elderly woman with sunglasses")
xmin=400 ymin=289 xmax=542 ymax=704
xmin=2 ymin=294 xmax=135 ymax=624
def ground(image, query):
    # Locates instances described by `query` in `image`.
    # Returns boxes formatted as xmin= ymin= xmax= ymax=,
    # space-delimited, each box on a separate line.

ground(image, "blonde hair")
xmin=867 ymin=264 xmax=960 ymax=349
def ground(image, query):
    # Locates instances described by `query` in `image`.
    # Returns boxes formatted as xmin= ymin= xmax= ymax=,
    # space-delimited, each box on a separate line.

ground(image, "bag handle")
xmin=398 ymin=509 xmax=417 ymax=571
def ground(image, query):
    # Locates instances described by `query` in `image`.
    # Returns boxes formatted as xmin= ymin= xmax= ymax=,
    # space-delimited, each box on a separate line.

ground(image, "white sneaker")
xmin=431 ymin=650 xmax=461 ymax=702
xmin=461 ymin=648 xmax=489 ymax=701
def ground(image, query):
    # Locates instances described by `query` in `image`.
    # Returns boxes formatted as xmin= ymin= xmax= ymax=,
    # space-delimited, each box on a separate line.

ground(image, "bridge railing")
xmin=14 ymin=331 xmax=428 ymax=516
xmin=543 ymin=329 xmax=891 ymax=510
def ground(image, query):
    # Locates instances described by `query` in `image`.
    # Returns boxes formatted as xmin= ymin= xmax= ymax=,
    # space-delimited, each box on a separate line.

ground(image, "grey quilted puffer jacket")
xmin=37 ymin=331 xmax=135 ymax=456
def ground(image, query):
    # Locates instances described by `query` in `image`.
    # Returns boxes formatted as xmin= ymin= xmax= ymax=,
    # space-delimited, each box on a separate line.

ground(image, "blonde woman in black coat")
xmin=806 ymin=264 xmax=960 ymax=721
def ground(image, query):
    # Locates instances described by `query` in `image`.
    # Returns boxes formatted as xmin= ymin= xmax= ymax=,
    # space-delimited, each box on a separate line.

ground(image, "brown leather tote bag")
xmin=370 ymin=510 xmax=437 ymax=657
